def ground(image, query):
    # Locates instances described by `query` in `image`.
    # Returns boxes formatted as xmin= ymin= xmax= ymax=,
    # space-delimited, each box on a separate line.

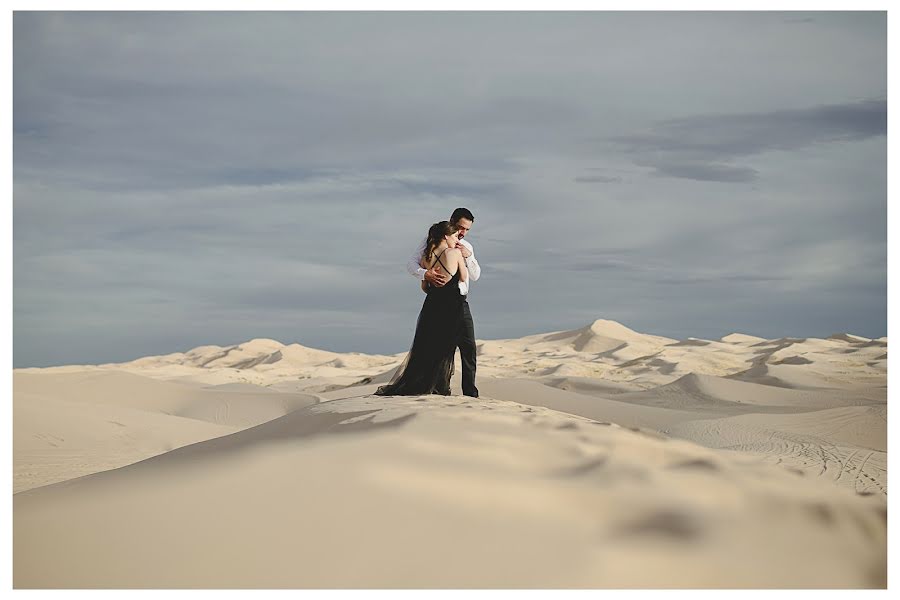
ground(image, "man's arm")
xmin=459 ymin=239 xmax=481 ymax=281
xmin=409 ymin=237 xmax=450 ymax=287
xmin=407 ymin=238 xmax=427 ymax=280
xmin=457 ymin=249 xmax=470 ymax=295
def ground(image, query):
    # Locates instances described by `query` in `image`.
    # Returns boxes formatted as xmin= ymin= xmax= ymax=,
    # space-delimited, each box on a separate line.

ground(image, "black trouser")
xmin=457 ymin=300 xmax=479 ymax=397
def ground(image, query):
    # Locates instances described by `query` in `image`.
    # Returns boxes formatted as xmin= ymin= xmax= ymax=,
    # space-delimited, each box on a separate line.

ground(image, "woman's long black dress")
xmin=375 ymin=250 xmax=465 ymax=396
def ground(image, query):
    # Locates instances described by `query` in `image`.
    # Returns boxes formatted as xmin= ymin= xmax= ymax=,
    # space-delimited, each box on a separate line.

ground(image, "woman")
xmin=376 ymin=221 xmax=469 ymax=396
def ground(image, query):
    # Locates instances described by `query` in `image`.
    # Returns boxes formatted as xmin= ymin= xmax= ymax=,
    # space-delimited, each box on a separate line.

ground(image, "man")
xmin=406 ymin=208 xmax=481 ymax=397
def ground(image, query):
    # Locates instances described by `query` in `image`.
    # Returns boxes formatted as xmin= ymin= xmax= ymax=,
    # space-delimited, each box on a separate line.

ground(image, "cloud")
xmin=608 ymin=99 xmax=886 ymax=182
xmin=574 ymin=175 xmax=623 ymax=184
xmin=650 ymin=163 xmax=759 ymax=183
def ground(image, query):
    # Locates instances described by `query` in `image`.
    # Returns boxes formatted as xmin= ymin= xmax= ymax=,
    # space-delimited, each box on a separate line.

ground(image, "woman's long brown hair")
xmin=422 ymin=220 xmax=459 ymax=265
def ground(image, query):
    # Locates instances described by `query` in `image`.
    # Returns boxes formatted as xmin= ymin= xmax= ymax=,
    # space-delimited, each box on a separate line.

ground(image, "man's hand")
xmin=424 ymin=268 xmax=449 ymax=287
xmin=456 ymin=243 xmax=471 ymax=259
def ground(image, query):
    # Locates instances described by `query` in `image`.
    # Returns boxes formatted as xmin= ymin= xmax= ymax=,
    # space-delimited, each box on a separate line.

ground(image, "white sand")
xmin=13 ymin=320 xmax=887 ymax=588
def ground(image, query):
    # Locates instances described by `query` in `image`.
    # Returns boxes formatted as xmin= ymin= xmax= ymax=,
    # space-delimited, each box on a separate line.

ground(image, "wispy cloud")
xmin=607 ymin=99 xmax=886 ymax=183
xmin=574 ymin=175 xmax=623 ymax=184
xmin=650 ymin=163 xmax=759 ymax=183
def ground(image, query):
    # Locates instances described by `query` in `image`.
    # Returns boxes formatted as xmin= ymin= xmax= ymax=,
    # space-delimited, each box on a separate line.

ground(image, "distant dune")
xmin=13 ymin=319 xmax=886 ymax=588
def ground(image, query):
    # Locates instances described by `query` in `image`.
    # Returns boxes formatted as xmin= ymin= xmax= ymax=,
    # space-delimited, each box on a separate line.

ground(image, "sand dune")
xmin=667 ymin=406 xmax=887 ymax=497
xmin=13 ymin=370 xmax=317 ymax=492
xmin=14 ymin=369 xmax=318 ymax=426
xmin=14 ymin=390 xmax=237 ymax=494
xmin=14 ymin=395 xmax=886 ymax=588
xmin=613 ymin=372 xmax=881 ymax=412
xmin=13 ymin=319 xmax=887 ymax=588
xmin=673 ymin=404 xmax=886 ymax=453
xmin=38 ymin=338 xmax=404 ymax=390
xmin=720 ymin=333 xmax=768 ymax=344
xmin=540 ymin=375 xmax=643 ymax=395
xmin=473 ymin=320 xmax=887 ymax=391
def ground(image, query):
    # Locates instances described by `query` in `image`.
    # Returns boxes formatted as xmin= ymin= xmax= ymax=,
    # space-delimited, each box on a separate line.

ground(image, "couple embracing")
xmin=375 ymin=208 xmax=481 ymax=398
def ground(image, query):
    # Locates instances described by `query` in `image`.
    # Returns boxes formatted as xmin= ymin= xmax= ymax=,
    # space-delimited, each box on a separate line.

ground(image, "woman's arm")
xmin=457 ymin=251 xmax=468 ymax=282
xmin=420 ymin=255 xmax=430 ymax=293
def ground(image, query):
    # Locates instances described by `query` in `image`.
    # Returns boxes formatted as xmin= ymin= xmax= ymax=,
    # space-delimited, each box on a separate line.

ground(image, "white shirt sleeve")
xmin=407 ymin=238 xmax=427 ymax=280
xmin=460 ymin=239 xmax=481 ymax=282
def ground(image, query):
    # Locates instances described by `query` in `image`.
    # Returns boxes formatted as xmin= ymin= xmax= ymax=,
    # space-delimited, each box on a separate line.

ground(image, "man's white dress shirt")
xmin=407 ymin=238 xmax=481 ymax=296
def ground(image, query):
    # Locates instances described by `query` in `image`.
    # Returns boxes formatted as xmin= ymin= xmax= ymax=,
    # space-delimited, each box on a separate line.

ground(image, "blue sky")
xmin=13 ymin=11 xmax=886 ymax=367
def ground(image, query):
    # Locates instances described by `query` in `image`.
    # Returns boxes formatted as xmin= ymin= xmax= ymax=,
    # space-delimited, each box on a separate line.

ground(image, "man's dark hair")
xmin=450 ymin=208 xmax=475 ymax=224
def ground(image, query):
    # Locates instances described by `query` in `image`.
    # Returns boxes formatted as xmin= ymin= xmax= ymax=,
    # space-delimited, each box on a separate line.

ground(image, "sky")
xmin=12 ymin=10 xmax=887 ymax=367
